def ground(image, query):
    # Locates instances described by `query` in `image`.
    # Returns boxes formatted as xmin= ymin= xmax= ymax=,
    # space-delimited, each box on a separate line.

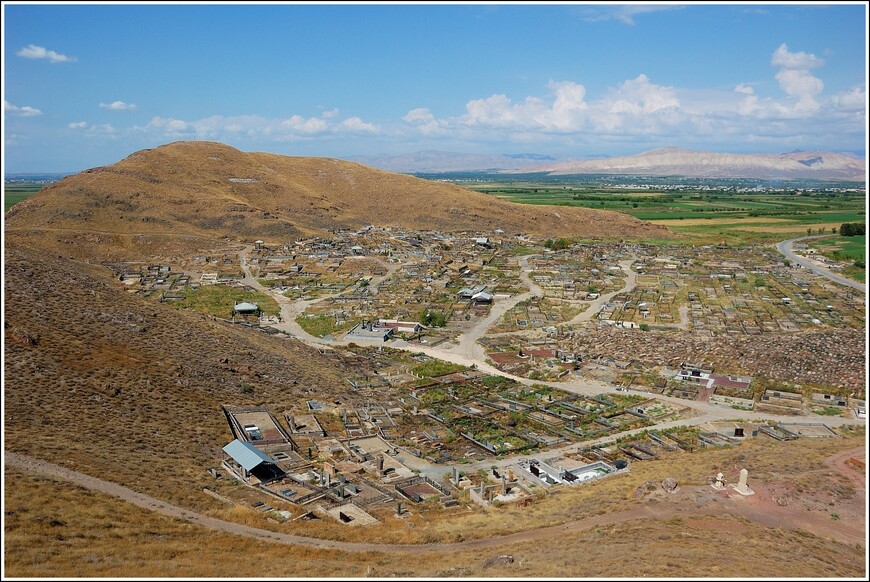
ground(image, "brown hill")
xmin=6 ymin=141 xmax=670 ymax=250
xmin=2 ymin=239 xmax=364 ymax=507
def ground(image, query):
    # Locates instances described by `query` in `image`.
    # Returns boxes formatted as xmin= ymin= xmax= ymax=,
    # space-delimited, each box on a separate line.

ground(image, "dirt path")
xmin=438 ymin=254 xmax=544 ymax=362
xmin=564 ymin=258 xmax=637 ymax=325
xmin=6 ymin=449 xmax=864 ymax=553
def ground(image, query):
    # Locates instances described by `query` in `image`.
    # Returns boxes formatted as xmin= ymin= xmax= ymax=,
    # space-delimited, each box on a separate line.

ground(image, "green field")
xmin=4 ymin=183 xmax=43 ymax=212
xmin=471 ymin=182 xmax=865 ymax=245
xmin=814 ymin=235 xmax=867 ymax=282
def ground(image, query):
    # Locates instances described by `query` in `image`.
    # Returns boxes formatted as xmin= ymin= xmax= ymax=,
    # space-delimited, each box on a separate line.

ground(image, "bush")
xmin=419 ymin=308 xmax=448 ymax=327
xmin=839 ymin=222 xmax=866 ymax=236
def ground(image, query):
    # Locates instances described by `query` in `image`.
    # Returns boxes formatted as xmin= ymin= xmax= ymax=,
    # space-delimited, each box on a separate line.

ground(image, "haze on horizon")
xmin=2 ymin=2 xmax=867 ymax=173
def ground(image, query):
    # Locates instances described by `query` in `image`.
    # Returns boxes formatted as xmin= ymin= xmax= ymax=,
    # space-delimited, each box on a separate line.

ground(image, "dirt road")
xmin=7 ymin=448 xmax=864 ymax=552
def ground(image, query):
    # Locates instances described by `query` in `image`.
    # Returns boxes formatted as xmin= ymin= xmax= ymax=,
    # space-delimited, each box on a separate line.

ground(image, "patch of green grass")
xmin=814 ymin=406 xmax=845 ymax=417
xmin=510 ymin=245 xmax=538 ymax=256
xmin=475 ymin=184 xmax=865 ymax=245
xmin=170 ymin=286 xmax=280 ymax=318
xmin=296 ymin=314 xmax=356 ymax=338
xmin=412 ymin=359 xmax=467 ymax=378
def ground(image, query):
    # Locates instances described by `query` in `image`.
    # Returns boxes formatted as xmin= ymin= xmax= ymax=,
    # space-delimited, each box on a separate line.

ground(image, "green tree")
xmin=419 ymin=308 xmax=448 ymax=327
xmin=840 ymin=222 xmax=866 ymax=237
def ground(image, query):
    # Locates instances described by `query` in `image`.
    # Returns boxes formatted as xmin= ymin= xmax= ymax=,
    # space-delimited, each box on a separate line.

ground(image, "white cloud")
xmin=403 ymin=107 xmax=435 ymax=124
xmin=607 ymin=74 xmax=679 ymax=115
xmin=454 ymin=81 xmax=591 ymax=133
xmin=769 ymin=43 xmax=825 ymax=113
xmin=579 ymin=5 xmax=685 ymax=26
xmin=282 ymin=115 xmax=329 ymax=133
xmin=831 ymin=85 xmax=866 ymax=112
xmin=138 ymin=111 xmax=380 ymax=141
xmin=408 ymin=75 xmax=686 ymax=139
xmin=736 ymin=94 xmax=761 ymax=116
xmin=340 ymin=117 xmax=378 ymax=133
xmin=771 ymin=43 xmax=824 ymax=70
xmin=147 ymin=116 xmax=192 ymax=134
xmin=4 ymin=101 xmax=42 ymax=117
xmin=16 ymin=44 xmax=77 ymax=63
xmin=403 ymin=107 xmax=448 ymax=135
xmin=100 ymin=100 xmax=136 ymax=111
xmin=400 ymin=47 xmax=863 ymax=154
xmin=94 ymin=123 xmax=117 ymax=134
xmin=68 ymin=121 xmax=88 ymax=129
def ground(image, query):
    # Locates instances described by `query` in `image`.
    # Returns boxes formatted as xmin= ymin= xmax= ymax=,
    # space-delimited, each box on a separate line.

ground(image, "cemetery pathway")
xmin=6 ymin=448 xmax=864 ymax=553
xmin=438 ymin=254 xmax=545 ymax=364
xmin=238 ymin=246 xmax=401 ymax=345
xmin=235 ymin=246 xmax=864 ymax=461
xmin=776 ymin=236 xmax=865 ymax=293
xmin=564 ymin=258 xmax=638 ymax=325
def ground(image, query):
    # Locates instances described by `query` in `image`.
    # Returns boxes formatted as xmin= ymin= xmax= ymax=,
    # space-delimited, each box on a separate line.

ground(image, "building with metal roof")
xmin=222 ymin=439 xmax=284 ymax=483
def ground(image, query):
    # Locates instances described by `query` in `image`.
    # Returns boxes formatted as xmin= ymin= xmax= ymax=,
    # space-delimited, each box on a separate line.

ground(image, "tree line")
xmin=839 ymin=222 xmax=866 ymax=236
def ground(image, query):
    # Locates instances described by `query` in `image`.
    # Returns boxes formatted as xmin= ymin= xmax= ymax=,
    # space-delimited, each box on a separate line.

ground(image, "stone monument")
xmin=730 ymin=468 xmax=755 ymax=496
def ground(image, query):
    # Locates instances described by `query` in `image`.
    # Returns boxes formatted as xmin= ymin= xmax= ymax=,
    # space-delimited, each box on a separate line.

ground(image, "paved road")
xmin=776 ymin=235 xmax=865 ymax=293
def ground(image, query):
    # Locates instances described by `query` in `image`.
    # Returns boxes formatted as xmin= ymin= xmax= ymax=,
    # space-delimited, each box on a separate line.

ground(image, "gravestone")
xmin=733 ymin=468 xmax=755 ymax=496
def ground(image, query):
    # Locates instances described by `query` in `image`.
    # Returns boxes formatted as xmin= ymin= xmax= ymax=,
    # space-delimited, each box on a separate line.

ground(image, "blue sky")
xmin=3 ymin=2 xmax=867 ymax=172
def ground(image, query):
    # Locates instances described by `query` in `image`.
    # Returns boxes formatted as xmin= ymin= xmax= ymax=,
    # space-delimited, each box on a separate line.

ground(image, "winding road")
xmin=6 ymin=445 xmax=864 ymax=551
xmin=232 ymin=247 xmax=864 ymax=476
xmin=5 ymin=237 xmax=867 ymax=556
xmin=775 ymin=235 xmax=865 ymax=293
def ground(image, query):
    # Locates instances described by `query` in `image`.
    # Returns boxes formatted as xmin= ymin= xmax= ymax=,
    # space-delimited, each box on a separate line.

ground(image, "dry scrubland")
xmin=5 ymin=433 xmax=865 ymax=578
xmin=3 ymin=140 xmax=865 ymax=578
xmin=4 ymin=240 xmax=360 ymax=508
xmin=5 ymin=141 xmax=670 ymax=255
xmin=199 ymin=433 xmax=867 ymax=546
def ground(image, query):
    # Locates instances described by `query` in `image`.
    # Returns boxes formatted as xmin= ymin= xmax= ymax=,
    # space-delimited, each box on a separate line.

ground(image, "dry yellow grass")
xmin=735 ymin=222 xmax=844 ymax=233
xmin=5 ymin=437 xmax=865 ymax=579
xmin=5 ymin=141 xmax=671 ymax=257
xmin=648 ymin=217 xmax=801 ymax=226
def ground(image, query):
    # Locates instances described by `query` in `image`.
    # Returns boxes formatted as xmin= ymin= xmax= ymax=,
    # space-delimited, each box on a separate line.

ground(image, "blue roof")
xmin=222 ymin=439 xmax=275 ymax=471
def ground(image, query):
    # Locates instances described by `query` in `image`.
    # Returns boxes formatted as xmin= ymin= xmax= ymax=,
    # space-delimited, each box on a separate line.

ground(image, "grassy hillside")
xmin=5 ymin=142 xmax=671 ymax=257
xmin=3 ymin=240 xmax=358 ymax=508
xmin=5 ymin=434 xmax=864 ymax=577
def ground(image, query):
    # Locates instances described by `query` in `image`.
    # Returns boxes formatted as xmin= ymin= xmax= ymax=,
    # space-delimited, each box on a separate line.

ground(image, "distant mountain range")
xmin=515 ymin=147 xmax=866 ymax=182
xmin=347 ymin=150 xmax=558 ymax=173
xmin=349 ymin=147 xmax=865 ymax=181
